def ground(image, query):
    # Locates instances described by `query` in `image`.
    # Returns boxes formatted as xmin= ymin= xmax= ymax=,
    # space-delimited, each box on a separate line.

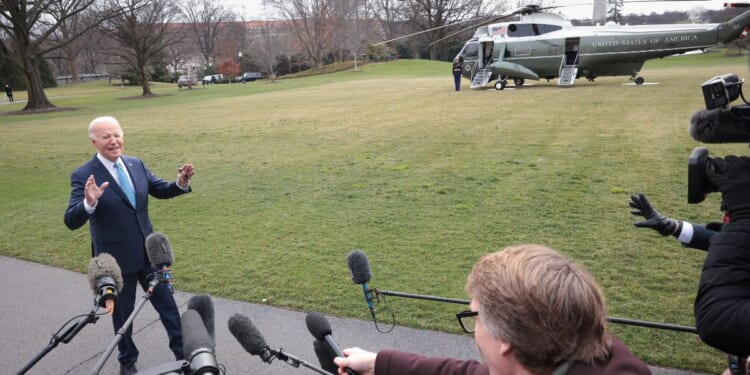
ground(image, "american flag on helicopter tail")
xmin=490 ymin=26 xmax=505 ymax=36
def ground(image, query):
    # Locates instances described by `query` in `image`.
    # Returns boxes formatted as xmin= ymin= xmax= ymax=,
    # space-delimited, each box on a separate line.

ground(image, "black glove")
xmin=706 ymin=155 xmax=750 ymax=222
xmin=629 ymin=193 xmax=680 ymax=236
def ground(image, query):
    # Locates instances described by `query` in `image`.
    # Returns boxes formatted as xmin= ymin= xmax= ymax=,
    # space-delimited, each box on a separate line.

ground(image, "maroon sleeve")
xmin=375 ymin=349 xmax=489 ymax=375
xmin=568 ymin=337 xmax=652 ymax=375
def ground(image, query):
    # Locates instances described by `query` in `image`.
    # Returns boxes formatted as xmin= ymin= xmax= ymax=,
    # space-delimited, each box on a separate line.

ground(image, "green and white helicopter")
xmin=449 ymin=3 xmax=750 ymax=89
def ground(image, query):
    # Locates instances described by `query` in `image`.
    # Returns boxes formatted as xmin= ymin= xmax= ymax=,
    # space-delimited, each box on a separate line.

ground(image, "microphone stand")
xmin=375 ymin=288 xmax=697 ymax=334
xmin=90 ymin=276 xmax=162 ymax=375
xmin=17 ymin=305 xmax=100 ymax=375
xmin=273 ymin=348 xmax=334 ymax=375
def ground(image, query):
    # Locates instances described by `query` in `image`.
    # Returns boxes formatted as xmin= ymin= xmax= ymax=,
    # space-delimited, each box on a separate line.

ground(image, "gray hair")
xmin=88 ymin=116 xmax=122 ymax=139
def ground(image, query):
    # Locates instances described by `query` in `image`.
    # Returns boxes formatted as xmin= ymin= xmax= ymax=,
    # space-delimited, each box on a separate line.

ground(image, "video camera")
xmin=688 ymin=73 xmax=750 ymax=203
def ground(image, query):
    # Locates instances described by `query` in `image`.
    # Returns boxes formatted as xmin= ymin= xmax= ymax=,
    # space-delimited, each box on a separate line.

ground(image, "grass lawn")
xmin=2 ymin=50 xmax=749 ymax=372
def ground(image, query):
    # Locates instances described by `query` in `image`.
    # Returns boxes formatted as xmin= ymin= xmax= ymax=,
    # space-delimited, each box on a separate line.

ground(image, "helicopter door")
xmin=559 ymin=37 xmax=580 ymax=86
xmin=480 ymin=41 xmax=494 ymax=68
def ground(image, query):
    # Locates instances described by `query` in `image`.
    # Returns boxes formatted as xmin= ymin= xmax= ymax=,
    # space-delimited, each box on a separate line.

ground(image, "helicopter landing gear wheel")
xmin=495 ymin=80 xmax=507 ymax=90
xmin=634 ymin=76 xmax=645 ymax=85
xmin=513 ymin=78 xmax=525 ymax=86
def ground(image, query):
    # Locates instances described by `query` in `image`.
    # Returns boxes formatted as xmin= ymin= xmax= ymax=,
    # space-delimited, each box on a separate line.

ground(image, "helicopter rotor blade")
xmin=372 ymin=14 xmax=495 ymax=46
xmin=427 ymin=5 xmax=558 ymax=46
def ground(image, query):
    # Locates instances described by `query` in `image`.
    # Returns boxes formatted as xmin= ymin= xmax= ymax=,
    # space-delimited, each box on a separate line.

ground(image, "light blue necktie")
xmin=114 ymin=162 xmax=136 ymax=208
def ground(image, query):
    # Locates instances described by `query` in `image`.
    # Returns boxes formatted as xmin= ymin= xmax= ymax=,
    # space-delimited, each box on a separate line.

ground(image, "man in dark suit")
xmin=64 ymin=116 xmax=195 ymax=375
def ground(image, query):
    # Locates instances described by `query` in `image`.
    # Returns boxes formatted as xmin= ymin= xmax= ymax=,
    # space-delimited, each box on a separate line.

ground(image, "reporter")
xmin=629 ymin=192 xmax=720 ymax=251
xmin=333 ymin=245 xmax=651 ymax=375
xmin=694 ymin=155 xmax=750 ymax=358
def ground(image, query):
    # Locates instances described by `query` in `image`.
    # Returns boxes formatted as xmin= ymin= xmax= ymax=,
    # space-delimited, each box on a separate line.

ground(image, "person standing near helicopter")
xmin=452 ymin=56 xmax=464 ymax=91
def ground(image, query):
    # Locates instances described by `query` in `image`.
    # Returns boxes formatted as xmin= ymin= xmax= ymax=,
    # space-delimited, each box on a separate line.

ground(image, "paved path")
xmin=0 ymin=256 xmax=709 ymax=375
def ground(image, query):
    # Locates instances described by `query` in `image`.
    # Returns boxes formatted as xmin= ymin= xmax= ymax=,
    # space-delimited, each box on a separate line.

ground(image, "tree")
xmin=216 ymin=58 xmax=240 ymax=79
xmin=102 ymin=0 xmax=184 ymax=96
xmin=265 ymin=0 xmax=333 ymax=69
xmin=0 ymin=0 xmax=115 ymax=111
xmin=181 ymin=0 xmax=235 ymax=67
xmin=607 ymin=0 xmax=624 ymax=24
xmin=400 ymin=0 xmax=486 ymax=60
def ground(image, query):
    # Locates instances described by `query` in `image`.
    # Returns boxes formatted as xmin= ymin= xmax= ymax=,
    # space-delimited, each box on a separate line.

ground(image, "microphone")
xmin=228 ymin=314 xmax=275 ymax=363
xmin=229 ymin=314 xmax=334 ymax=375
xmin=145 ymin=231 xmax=174 ymax=292
xmin=313 ymin=339 xmax=338 ymax=374
xmin=346 ymin=249 xmax=375 ymax=320
xmin=87 ymin=253 xmax=123 ymax=315
xmin=305 ymin=312 xmax=359 ymax=375
xmin=181 ymin=309 xmax=218 ymax=375
xmin=689 ymin=105 xmax=750 ymax=143
xmin=187 ymin=294 xmax=215 ymax=344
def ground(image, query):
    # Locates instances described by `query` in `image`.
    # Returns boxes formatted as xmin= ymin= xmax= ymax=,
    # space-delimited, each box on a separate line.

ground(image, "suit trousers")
xmin=113 ymin=266 xmax=184 ymax=366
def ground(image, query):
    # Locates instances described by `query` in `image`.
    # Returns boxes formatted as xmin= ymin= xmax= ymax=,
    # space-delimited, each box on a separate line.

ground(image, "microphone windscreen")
xmin=145 ymin=231 xmax=174 ymax=267
xmin=346 ymin=249 xmax=372 ymax=284
xmin=689 ymin=106 xmax=750 ymax=143
xmin=182 ymin=309 xmax=214 ymax=355
xmin=228 ymin=314 xmax=268 ymax=356
xmin=188 ymin=294 xmax=215 ymax=342
xmin=313 ymin=339 xmax=339 ymax=373
xmin=87 ymin=253 xmax=123 ymax=294
xmin=305 ymin=312 xmax=333 ymax=341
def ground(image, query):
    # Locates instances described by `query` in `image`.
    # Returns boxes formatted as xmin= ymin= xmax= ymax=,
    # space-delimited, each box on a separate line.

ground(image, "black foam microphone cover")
xmin=228 ymin=313 xmax=274 ymax=363
xmin=87 ymin=253 xmax=123 ymax=295
xmin=346 ymin=249 xmax=372 ymax=284
xmin=313 ymin=339 xmax=339 ymax=374
xmin=306 ymin=312 xmax=333 ymax=340
xmin=689 ymin=105 xmax=750 ymax=143
xmin=181 ymin=309 xmax=217 ymax=374
xmin=145 ymin=231 xmax=174 ymax=267
xmin=187 ymin=294 xmax=215 ymax=342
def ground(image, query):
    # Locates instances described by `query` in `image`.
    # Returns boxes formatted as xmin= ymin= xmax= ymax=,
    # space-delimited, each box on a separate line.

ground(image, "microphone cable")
xmin=370 ymin=289 xmax=396 ymax=333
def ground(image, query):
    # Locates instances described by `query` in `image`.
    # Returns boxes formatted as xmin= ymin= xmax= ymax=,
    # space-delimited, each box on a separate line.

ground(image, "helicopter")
xmin=446 ymin=3 xmax=750 ymax=89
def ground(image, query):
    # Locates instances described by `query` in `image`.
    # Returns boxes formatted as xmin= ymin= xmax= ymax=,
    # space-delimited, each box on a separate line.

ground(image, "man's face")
xmin=471 ymin=299 xmax=510 ymax=375
xmin=91 ymin=121 xmax=124 ymax=162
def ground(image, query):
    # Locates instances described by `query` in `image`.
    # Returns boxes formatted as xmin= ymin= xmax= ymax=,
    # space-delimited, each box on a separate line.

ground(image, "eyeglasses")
xmin=456 ymin=310 xmax=479 ymax=334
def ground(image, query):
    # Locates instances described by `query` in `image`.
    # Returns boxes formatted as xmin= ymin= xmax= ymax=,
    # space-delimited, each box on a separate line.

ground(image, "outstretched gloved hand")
xmin=629 ymin=193 xmax=680 ymax=236
xmin=706 ymin=155 xmax=750 ymax=222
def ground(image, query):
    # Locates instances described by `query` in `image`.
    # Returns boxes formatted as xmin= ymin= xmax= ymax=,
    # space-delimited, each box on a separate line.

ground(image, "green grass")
xmin=2 ymin=51 xmax=749 ymax=373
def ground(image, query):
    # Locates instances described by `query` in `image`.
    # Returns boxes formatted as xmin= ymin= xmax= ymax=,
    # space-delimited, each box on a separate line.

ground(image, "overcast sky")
xmin=228 ymin=0 xmax=733 ymax=21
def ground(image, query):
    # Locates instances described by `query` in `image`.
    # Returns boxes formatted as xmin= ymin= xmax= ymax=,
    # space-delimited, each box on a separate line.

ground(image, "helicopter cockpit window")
xmin=507 ymin=23 xmax=535 ymax=37
xmin=461 ymin=42 xmax=479 ymax=59
xmin=507 ymin=23 xmax=562 ymax=37
xmin=536 ymin=24 xmax=562 ymax=34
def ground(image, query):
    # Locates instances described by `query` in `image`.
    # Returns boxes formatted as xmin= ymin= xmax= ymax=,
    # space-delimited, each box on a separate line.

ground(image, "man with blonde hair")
xmin=334 ymin=244 xmax=651 ymax=375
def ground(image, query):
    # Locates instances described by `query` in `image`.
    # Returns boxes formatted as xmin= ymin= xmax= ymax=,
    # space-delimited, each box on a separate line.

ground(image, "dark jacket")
xmin=373 ymin=337 xmax=651 ymax=375
xmin=453 ymin=60 xmax=464 ymax=74
xmin=694 ymin=221 xmax=750 ymax=357
xmin=64 ymin=154 xmax=190 ymax=274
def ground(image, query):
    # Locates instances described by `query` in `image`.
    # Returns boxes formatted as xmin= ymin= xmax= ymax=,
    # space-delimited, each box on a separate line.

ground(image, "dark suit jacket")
xmin=65 ymin=154 xmax=190 ymax=274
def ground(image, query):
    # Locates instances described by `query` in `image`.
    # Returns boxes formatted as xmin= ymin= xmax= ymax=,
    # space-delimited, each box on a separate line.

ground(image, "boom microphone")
xmin=689 ymin=106 xmax=750 ymax=143
xmin=145 ymin=231 xmax=174 ymax=292
xmin=87 ymin=253 xmax=122 ymax=314
xmin=228 ymin=314 xmax=274 ymax=363
xmin=306 ymin=312 xmax=359 ymax=375
xmin=182 ymin=309 xmax=218 ymax=375
xmin=187 ymin=294 xmax=215 ymax=344
xmin=346 ymin=249 xmax=375 ymax=319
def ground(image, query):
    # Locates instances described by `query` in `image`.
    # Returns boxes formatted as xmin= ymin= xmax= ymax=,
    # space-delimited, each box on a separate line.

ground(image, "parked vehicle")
xmin=236 ymin=72 xmax=262 ymax=82
xmin=177 ymin=75 xmax=198 ymax=88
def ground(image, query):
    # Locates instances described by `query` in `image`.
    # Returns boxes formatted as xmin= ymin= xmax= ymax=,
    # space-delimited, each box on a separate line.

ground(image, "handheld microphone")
xmin=187 ymin=294 xmax=215 ymax=344
xmin=87 ymin=253 xmax=123 ymax=315
xmin=182 ymin=309 xmax=218 ymax=375
xmin=689 ymin=105 xmax=750 ymax=143
xmin=313 ymin=338 xmax=338 ymax=374
xmin=228 ymin=314 xmax=274 ymax=363
xmin=145 ymin=232 xmax=174 ymax=292
xmin=305 ymin=312 xmax=360 ymax=375
xmin=346 ymin=249 xmax=375 ymax=320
